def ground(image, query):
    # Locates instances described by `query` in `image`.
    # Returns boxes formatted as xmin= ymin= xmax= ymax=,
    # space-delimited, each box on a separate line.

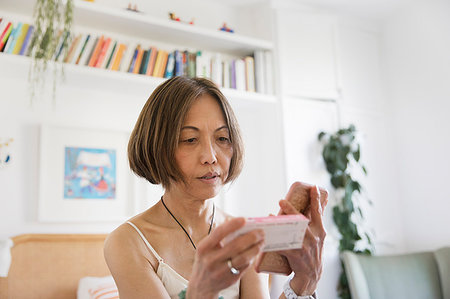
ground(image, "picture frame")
xmin=38 ymin=124 xmax=135 ymax=222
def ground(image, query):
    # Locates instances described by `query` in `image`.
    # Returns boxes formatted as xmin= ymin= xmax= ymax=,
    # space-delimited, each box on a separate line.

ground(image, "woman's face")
xmin=174 ymin=94 xmax=233 ymax=199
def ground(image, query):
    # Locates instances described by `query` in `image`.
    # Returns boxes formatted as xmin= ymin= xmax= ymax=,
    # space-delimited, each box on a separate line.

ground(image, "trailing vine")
xmin=318 ymin=124 xmax=374 ymax=299
xmin=28 ymin=0 xmax=74 ymax=103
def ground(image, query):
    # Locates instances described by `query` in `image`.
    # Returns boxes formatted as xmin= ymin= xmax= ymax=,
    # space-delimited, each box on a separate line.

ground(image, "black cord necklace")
xmin=161 ymin=196 xmax=215 ymax=250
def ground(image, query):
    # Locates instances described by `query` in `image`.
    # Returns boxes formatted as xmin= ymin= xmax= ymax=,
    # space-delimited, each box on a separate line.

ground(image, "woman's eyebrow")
xmin=181 ymin=125 xmax=229 ymax=132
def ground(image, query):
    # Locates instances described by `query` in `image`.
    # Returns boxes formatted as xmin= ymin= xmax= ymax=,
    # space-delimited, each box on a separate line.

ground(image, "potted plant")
xmin=28 ymin=0 xmax=74 ymax=103
xmin=318 ymin=124 xmax=374 ymax=299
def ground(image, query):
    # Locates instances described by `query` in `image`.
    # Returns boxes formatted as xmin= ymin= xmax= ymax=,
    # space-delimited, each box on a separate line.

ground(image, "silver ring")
xmin=227 ymin=259 xmax=240 ymax=275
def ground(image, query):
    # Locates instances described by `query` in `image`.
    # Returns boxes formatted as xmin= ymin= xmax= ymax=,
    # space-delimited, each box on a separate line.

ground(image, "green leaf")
xmin=318 ymin=131 xmax=326 ymax=140
xmin=353 ymin=145 xmax=360 ymax=161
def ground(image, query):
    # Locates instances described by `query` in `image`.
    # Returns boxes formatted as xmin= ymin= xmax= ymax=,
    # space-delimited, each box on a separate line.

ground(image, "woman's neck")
xmin=161 ymin=189 xmax=215 ymax=235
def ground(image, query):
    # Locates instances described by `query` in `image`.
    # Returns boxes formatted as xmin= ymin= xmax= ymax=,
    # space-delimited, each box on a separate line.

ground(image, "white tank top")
xmin=127 ymin=221 xmax=240 ymax=299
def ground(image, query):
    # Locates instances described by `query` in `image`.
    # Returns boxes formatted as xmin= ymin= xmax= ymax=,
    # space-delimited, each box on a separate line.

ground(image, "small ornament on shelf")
xmin=169 ymin=12 xmax=195 ymax=25
xmin=219 ymin=23 xmax=234 ymax=33
xmin=126 ymin=3 xmax=141 ymax=13
xmin=0 ymin=138 xmax=14 ymax=169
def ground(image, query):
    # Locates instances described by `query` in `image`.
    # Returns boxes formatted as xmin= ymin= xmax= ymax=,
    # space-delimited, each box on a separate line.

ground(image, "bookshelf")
xmin=0 ymin=54 xmax=277 ymax=103
xmin=0 ymin=0 xmax=276 ymax=103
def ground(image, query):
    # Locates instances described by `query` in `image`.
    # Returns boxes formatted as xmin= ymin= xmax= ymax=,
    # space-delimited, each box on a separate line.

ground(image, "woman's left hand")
xmin=277 ymin=185 xmax=328 ymax=296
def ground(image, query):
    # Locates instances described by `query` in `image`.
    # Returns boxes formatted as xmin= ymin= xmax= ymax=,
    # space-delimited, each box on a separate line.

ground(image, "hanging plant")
xmin=28 ymin=0 xmax=74 ymax=103
xmin=318 ymin=124 xmax=374 ymax=299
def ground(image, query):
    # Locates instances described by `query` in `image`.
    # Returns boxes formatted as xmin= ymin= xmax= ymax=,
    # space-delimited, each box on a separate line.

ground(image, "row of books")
xmin=0 ymin=19 xmax=273 ymax=94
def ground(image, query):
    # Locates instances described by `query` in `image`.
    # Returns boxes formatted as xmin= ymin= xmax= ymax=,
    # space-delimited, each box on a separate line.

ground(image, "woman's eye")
xmin=184 ymin=138 xmax=196 ymax=143
xmin=218 ymin=136 xmax=230 ymax=143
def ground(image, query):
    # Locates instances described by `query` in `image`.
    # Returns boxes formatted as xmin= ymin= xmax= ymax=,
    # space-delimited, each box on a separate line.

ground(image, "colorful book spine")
xmin=103 ymin=40 xmax=117 ymax=69
xmin=18 ymin=25 xmax=34 ymax=55
xmin=145 ymin=47 xmax=157 ymax=76
xmin=244 ymin=56 xmax=255 ymax=92
xmin=187 ymin=52 xmax=196 ymax=78
xmin=139 ymin=49 xmax=150 ymax=74
xmin=95 ymin=37 xmax=112 ymax=67
xmin=88 ymin=35 xmax=105 ymax=67
xmin=127 ymin=45 xmax=140 ymax=73
xmin=0 ymin=22 xmax=13 ymax=52
xmin=54 ymin=31 xmax=70 ymax=62
xmin=152 ymin=50 xmax=164 ymax=77
xmin=79 ymin=35 xmax=97 ymax=65
xmin=164 ymin=51 xmax=175 ymax=78
xmin=132 ymin=46 xmax=144 ymax=73
xmin=110 ymin=43 xmax=127 ymax=71
xmin=119 ymin=43 xmax=137 ymax=72
xmin=64 ymin=34 xmax=81 ymax=63
xmin=4 ymin=22 xmax=22 ymax=53
xmin=183 ymin=50 xmax=189 ymax=76
xmin=12 ymin=23 xmax=29 ymax=54
xmin=75 ymin=34 xmax=91 ymax=65
xmin=159 ymin=51 xmax=169 ymax=77
xmin=230 ymin=60 xmax=237 ymax=89
xmin=174 ymin=50 xmax=183 ymax=76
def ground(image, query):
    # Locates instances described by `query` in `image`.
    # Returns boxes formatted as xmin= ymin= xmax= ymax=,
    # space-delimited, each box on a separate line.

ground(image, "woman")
xmin=104 ymin=77 xmax=326 ymax=299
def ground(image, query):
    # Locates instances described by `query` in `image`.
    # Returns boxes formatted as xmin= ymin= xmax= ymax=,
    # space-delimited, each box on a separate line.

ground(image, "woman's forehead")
xmin=182 ymin=95 xmax=227 ymax=125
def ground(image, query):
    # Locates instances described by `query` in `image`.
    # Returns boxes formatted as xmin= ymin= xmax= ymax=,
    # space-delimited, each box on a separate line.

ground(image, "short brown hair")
xmin=128 ymin=77 xmax=244 ymax=189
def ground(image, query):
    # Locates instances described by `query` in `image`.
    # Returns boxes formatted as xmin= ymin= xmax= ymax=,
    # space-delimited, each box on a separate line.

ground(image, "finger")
xmin=229 ymin=239 xmax=264 ymax=271
xmin=198 ymin=217 xmax=246 ymax=251
xmin=216 ymin=229 xmax=265 ymax=260
xmin=279 ymin=199 xmax=300 ymax=215
xmin=309 ymin=186 xmax=324 ymax=226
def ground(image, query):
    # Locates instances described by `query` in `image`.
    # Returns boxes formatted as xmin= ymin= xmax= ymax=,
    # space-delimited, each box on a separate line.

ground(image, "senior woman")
xmin=104 ymin=76 xmax=326 ymax=299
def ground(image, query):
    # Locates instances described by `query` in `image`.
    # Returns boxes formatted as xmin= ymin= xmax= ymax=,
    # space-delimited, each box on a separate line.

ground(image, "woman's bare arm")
xmin=239 ymin=266 xmax=270 ymax=299
xmin=104 ymin=224 xmax=171 ymax=299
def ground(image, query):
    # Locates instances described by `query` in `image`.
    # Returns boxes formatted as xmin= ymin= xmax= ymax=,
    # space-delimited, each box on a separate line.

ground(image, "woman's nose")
xmin=200 ymin=141 xmax=217 ymax=164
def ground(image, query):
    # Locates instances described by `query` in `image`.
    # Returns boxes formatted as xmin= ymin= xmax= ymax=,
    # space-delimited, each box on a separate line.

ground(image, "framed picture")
xmin=39 ymin=124 xmax=135 ymax=222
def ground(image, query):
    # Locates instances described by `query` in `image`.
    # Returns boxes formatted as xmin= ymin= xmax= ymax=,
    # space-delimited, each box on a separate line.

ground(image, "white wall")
xmin=381 ymin=0 xmax=450 ymax=252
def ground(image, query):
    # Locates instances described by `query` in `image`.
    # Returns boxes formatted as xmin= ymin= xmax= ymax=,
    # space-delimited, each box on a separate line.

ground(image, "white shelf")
xmin=1 ymin=0 xmax=274 ymax=56
xmin=0 ymin=54 xmax=277 ymax=103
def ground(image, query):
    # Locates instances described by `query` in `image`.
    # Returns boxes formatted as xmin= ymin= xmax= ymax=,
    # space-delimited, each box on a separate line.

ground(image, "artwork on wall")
xmin=39 ymin=125 xmax=135 ymax=222
xmin=0 ymin=138 xmax=14 ymax=169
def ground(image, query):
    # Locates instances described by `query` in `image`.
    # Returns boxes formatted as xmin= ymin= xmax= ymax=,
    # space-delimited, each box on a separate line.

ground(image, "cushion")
xmin=77 ymin=276 xmax=119 ymax=299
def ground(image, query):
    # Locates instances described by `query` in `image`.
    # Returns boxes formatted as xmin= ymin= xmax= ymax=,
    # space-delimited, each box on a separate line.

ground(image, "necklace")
xmin=161 ymin=196 xmax=215 ymax=250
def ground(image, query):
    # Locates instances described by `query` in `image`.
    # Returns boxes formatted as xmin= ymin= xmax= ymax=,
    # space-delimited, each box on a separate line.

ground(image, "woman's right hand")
xmin=186 ymin=217 xmax=265 ymax=299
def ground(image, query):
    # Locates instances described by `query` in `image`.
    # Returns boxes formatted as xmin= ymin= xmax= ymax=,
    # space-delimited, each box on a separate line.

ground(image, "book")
xmin=235 ymin=58 xmax=246 ymax=91
xmin=159 ymin=51 xmax=169 ymax=77
xmin=0 ymin=22 xmax=13 ymax=52
xmin=54 ymin=31 xmax=70 ymax=62
xmin=139 ymin=49 xmax=149 ymax=74
xmin=223 ymin=60 xmax=230 ymax=89
xmin=64 ymin=33 xmax=82 ymax=63
xmin=88 ymin=35 xmax=105 ymax=67
xmin=195 ymin=51 xmax=211 ymax=79
xmin=79 ymin=35 xmax=97 ymax=65
xmin=12 ymin=23 xmax=29 ymax=54
xmin=18 ymin=25 xmax=34 ymax=55
xmin=103 ymin=40 xmax=117 ymax=69
xmin=50 ymin=30 xmax=64 ymax=60
xmin=4 ymin=22 xmax=22 ymax=53
xmin=132 ymin=46 xmax=144 ymax=73
xmin=183 ymin=50 xmax=189 ymax=76
xmin=94 ymin=37 xmax=112 ymax=67
xmin=127 ymin=45 xmax=140 ymax=73
xmin=230 ymin=60 xmax=236 ymax=89
xmin=211 ymin=53 xmax=222 ymax=87
xmin=174 ymin=50 xmax=183 ymax=76
xmin=254 ymin=50 xmax=266 ymax=94
xmin=145 ymin=47 xmax=157 ymax=76
xmin=119 ymin=42 xmax=137 ymax=72
xmin=164 ymin=51 xmax=175 ymax=78
xmin=152 ymin=50 xmax=164 ymax=77
xmin=244 ymin=56 xmax=255 ymax=92
xmin=110 ymin=43 xmax=127 ymax=71
xmin=187 ymin=52 xmax=196 ymax=78
xmin=75 ymin=34 xmax=91 ymax=65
